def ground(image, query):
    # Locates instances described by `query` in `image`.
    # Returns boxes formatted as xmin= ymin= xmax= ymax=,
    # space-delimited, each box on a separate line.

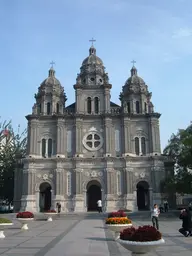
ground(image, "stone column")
xmin=21 ymin=169 xmax=36 ymax=212
xmin=150 ymin=118 xmax=161 ymax=154
xmin=123 ymin=167 xmax=136 ymax=211
xmin=74 ymin=168 xmax=84 ymax=212
xmin=122 ymin=118 xmax=131 ymax=155
xmin=104 ymin=118 xmax=112 ymax=156
xmin=104 ymin=88 xmax=111 ymax=113
xmin=75 ymin=119 xmax=83 ymax=157
xmin=54 ymin=169 xmax=64 ymax=207
xmin=57 ymin=120 xmax=65 ymax=157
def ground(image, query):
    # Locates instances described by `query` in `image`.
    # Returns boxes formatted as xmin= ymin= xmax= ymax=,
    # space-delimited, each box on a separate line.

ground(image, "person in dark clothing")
xmin=179 ymin=208 xmax=192 ymax=237
xmin=56 ymin=203 xmax=61 ymax=215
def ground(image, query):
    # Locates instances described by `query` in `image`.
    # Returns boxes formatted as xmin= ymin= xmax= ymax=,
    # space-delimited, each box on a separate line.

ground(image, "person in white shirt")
xmin=97 ymin=199 xmax=102 ymax=213
xmin=151 ymin=204 xmax=160 ymax=230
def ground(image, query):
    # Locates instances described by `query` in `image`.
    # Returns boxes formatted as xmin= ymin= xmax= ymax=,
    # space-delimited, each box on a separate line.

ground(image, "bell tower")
xmin=73 ymin=40 xmax=112 ymax=115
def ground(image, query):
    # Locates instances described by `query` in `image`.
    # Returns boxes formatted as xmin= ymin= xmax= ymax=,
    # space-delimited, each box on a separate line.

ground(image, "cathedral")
xmin=13 ymin=43 xmax=170 ymax=213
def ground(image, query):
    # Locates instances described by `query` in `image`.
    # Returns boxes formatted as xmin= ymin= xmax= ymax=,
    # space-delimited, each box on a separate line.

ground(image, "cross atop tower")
xmin=50 ymin=61 xmax=55 ymax=68
xmin=89 ymin=38 xmax=96 ymax=46
xmin=131 ymin=60 xmax=136 ymax=67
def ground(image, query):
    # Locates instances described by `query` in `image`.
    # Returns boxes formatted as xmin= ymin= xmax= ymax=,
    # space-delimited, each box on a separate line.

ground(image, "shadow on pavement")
xmin=85 ymin=237 xmax=114 ymax=242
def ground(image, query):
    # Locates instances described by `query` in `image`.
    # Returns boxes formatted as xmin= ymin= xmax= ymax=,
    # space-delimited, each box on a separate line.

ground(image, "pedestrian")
xmin=56 ymin=202 xmax=61 ymax=215
xmin=163 ymin=199 xmax=169 ymax=213
xmin=179 ymin=208 xmax=192 ymax=237
xmin=151 ymin=204 xmax=160 ymax=230
xmin=97 ymin=199 xmax=102 ymax=213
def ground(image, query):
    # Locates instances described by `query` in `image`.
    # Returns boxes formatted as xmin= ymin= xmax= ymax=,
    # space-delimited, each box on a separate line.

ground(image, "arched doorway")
xmin=136 ymin=181 xmax=150 ymax=211
xmin=39 ymin=182 xmax=52 ymax=212
xmin=86 ymin=180 xmax=101 ymax=211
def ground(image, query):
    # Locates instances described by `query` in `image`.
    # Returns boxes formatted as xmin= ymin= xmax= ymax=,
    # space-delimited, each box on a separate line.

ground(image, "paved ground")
xmin=0 ymin=213 xmax=191 ymax=256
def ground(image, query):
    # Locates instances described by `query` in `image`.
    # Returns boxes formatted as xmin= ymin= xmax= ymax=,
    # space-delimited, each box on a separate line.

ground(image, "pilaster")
xmin=122 ymin=118 xmax=131 ymax=155
xmin=57 ymin=120 xmax=66 ymax=157
xmin=150 ymin=118 xmax=161 ymax=155
xmin=75 ymin=119 xmax=83 ymax=157
xmin=104 ymin=118 xmax=112 ymax=156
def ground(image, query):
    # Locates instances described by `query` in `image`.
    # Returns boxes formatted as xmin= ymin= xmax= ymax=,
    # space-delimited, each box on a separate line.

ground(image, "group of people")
xmin=151 ymin=203 xmax=192 ymax=237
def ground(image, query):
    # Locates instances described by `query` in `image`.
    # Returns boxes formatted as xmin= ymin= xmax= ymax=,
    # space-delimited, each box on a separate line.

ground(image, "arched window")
xmin=42 ymin=139 xmax=46 ymax=157
xmin=56 ymin=103 xmax=60 ymax=114
xmin=135 ymin=137 xmax=139 ymax=155
xmin=127 ymin=102 xmax=131 ymax=113
xmin=136 ymin=101 xmax=140 ymax=113
xmin=87 ymin=97 xmax=92 ymax=114
xmin=141 ymin=137 xmax=146 ymax=155
xmin=47 ymin=102 xmax=51 ymax=115
xmin=48 ymin=139 xmax=52 ymax=157
xmin=94 ymin=97 xmax=99 ymax=114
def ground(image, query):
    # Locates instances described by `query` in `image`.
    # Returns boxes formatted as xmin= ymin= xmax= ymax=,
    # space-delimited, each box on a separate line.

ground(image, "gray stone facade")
xmin=14 ymin=45 xmax=169 ymax=213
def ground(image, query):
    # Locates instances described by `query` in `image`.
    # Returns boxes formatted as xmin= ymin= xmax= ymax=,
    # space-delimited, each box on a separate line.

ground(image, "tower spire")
xmin=49 ymin=61 xmax=56 ymax=77
xmin=89 ymin=38 xmax=96 ymax=55
xmin=130 ymin=60 xmax=137 ymax=76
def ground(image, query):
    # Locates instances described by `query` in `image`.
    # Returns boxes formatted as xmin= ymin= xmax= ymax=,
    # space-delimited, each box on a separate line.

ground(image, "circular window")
xmin=82 ymin=132 xmax=103 ymax=151
xmin=90 ymin=77 xmax=95 ymax=81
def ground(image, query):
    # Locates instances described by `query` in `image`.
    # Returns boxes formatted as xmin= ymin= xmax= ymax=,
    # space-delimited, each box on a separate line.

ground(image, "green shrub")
xmin=0 ymin=218 xmax=12 ymax=224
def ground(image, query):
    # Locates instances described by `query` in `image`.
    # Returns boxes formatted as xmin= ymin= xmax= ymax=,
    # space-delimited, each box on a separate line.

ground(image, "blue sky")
xmin=0 ymin=0 xmax=192 ymax=150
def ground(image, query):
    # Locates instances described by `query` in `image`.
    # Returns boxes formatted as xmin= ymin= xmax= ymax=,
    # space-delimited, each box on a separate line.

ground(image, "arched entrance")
xmin=39 ymin=182 xmax=52 ymax=212
xmin=137 ymin=181 xmax=150 ymax=211
xmin=86 ymin=180 xmax=101 ymax=211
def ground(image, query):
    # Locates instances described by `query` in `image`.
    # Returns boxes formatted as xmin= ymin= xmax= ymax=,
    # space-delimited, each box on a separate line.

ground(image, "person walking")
xmin=179 ymin=208 xmax=192 ymax=237
xmin=163 ymin=199 xmax=169 ymax=213
xmin=151 ymin=204 xmax=160 ymax=230
xmin=97 ymin=199 xmax=102 ymax=213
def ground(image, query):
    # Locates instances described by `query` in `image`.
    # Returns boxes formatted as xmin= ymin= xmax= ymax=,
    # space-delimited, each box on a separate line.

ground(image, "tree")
xmin=0 ymin=119 xmax=27 ymax=202
xmin=163 ymin=124 xmax=192 ymax=195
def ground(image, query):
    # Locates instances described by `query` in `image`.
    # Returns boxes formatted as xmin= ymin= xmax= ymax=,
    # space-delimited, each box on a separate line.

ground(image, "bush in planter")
xmin=0 ymin=218 xmax=12 ymax=224
xmin=45 ymin=209 xmax=56 ymax=213
xmin=120 ymin=225 xmax=162 ymax=242
xmin=106 ymin=217 xmax=132 ymax=225
xmin=16 ymin=211 xmax=34 ymax=218
xmin=108 ymin=210 xmax=127 ymax=218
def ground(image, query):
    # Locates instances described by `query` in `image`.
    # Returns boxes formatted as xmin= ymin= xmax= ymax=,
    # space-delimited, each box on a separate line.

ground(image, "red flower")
xmin=16 ymin=211 xmax=34 ymax=218
xmin=120 ymin=225 xmax=162 ymax=242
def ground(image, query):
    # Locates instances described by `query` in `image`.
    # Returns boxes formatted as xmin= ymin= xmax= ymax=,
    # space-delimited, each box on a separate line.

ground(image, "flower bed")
xmin=106 ymin=217 xmax=132 ymax=225
xmin=120 ymin=225 xmax=162 ymax=242
xmin=0 ymin=218 xmax=12 ymax=224
xmin=108 ymin=210 xmax=127 ymax=218
xmin=16 ymin=211 xmax=34 ymax=218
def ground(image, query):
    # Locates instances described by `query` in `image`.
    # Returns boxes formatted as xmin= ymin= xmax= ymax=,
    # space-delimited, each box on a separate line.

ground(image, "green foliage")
xmin=0 ymin=119 xmax=27 ymax=202
xmin=163 ymin=124 xmax=192 ymax=195
xmin=0 ymin=217 xmax=12 ymax=224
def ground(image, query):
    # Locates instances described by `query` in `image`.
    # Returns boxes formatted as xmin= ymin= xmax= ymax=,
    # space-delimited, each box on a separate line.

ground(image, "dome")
xmin=40 ymin=68 xmax=61 ymax=87
xmin=36 ymin=67 xmax=64 ymax=98
xmin=125 ymin=66 xmax=145 ymax=86
xmin=82 ymin=46 xmax=103 ymax=66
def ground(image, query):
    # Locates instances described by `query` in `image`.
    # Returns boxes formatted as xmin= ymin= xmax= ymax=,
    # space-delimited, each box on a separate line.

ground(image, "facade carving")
xmin=13 ymin=44 xmax=172 ymax=213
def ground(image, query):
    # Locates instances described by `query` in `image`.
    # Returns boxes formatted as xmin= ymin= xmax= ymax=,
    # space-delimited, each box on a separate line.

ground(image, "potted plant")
xmin=16 ymin=211 xmax=34 ymax=230
xmin=108 ymin=210 xmax=127 ymax=218
xmin=105 ymin=217 xmax=132 ymax=240
xmin=117 ymin=225 xmax=165 ymax=255
xmin=44 ymin=209 xmax=57 ymax=221
xmin=0 ymin=218 xmax=13 ymax=238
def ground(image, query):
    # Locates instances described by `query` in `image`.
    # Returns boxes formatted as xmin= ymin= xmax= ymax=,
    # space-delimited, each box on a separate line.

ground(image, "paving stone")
xmin=0 ymin=213 xmax=192 ymax=256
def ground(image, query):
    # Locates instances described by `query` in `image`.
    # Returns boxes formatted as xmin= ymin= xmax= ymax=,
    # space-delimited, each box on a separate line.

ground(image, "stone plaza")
xmin=0 ymin=213 xmax=191 ymax=256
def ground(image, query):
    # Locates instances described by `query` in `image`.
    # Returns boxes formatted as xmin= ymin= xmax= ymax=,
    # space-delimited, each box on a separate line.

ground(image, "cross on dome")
xmin=89 ymin=38 xmax=96 ymax=46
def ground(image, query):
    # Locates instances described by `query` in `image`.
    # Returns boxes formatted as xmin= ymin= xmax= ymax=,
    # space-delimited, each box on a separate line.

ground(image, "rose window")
xmin=83 ymin=133 xmax=103 ymax=151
